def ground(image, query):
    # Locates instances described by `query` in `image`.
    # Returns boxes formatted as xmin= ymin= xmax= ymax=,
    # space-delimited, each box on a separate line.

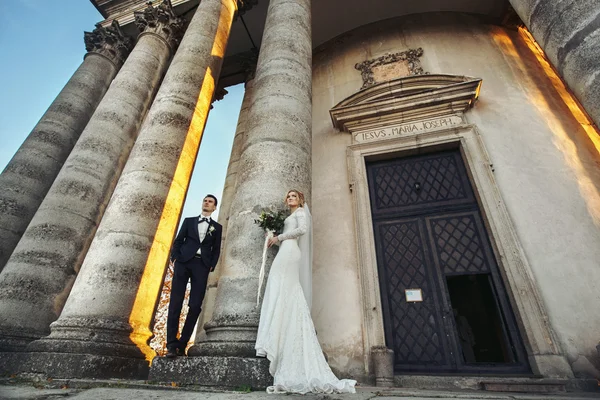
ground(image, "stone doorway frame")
xmin=345 ymin=125 xmax=573 ymax=378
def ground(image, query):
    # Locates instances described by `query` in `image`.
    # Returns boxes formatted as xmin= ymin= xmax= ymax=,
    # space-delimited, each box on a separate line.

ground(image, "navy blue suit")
xmin=167 ymin=216 xmax=222 ymax=352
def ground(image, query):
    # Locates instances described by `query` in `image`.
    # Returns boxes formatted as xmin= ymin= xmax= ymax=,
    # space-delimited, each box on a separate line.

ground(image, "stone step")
xmin=148 ymin=356 xmax=271 ymax=389
xmin=481 ymin=380 xmax=566 ymax=393
xmin=393 ymin=374 xmax=600 ymax=393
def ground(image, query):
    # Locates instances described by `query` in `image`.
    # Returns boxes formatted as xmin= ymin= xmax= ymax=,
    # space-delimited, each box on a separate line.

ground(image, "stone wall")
xmin=311 ymin=12 xmax=600 ymax=378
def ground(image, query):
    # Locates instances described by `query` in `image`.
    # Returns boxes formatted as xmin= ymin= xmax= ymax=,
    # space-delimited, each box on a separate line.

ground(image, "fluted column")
xmin=194 ymin=0 xmax=312 ymax=357
xmin=191 ymin=76 xmax=256 ymax=346
xmin=28 ymin=0 xmax=237 ymax=376
xmin=509 ymin=0 xmax=600 ymax=127
xmin=0 ymin=21 xmax=132 ymax=272
xmin=0 ymin=0 xmax=183 ymax=351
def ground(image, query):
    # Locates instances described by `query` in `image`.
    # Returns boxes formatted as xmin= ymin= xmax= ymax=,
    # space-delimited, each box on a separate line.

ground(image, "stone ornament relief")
xmin=355 ymin=48 xmax=427 ymax=89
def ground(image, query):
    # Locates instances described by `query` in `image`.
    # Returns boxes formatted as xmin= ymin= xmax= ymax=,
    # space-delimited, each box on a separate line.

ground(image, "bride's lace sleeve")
xmin=277 ymin=208 xmax=307 ymax=241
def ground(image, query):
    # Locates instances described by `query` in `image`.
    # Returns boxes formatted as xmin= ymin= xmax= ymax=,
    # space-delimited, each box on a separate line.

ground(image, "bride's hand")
xmin=267 ymin=236 xmax=279 ymax=248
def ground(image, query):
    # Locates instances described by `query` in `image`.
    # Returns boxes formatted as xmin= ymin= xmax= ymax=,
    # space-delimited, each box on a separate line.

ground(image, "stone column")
xmin=0 ymin=22 xmax=132 ymax=272
xmin=509 ymin=0 xmax=600 ymax=127
xmin=0 ymin=0 xmax=183 ymax=351
xmin=193 ymin=0 xmax=312 ymax=357
xmin=27 ymin=0 xmax=237 ymax=379
xmin=192 ymin=76 xmax=256 ymax=345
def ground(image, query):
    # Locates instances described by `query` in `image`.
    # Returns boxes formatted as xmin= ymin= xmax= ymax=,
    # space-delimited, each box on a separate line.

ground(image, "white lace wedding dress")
xmin=255 ymin=206 xmax=357 ymax=394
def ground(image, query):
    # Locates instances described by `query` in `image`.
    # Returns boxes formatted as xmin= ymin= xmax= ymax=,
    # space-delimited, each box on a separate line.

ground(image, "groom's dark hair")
xmin=205 ymin=194 xmax=218 ymax=207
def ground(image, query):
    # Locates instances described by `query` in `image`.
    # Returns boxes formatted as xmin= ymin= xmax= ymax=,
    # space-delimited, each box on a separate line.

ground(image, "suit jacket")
xmin=170 ymin=216 xmax=222 ymax=271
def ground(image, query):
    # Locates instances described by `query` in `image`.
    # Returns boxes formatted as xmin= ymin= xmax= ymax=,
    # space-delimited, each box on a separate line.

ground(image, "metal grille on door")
xmin=367 ymin=150 xmax=529 ymax=374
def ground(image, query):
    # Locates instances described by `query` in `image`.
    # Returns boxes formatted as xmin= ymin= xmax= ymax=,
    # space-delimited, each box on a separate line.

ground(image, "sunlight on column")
xmin=518 ymin=27 xmax=600 ymax=155
xmin=492 ymin=27 xmax=600 ymax=226
xmin=127 ymin=0 xmax=237 ymax=363
xmin=129 ymin=67 xmax=215 ymax=362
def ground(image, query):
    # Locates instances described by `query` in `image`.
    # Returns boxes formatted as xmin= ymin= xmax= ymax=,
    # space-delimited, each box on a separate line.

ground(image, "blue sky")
xmin=0 ymin=0 xmax=244 ymax=223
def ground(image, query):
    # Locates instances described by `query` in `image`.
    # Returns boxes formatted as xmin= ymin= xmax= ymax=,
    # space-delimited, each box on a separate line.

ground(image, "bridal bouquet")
xmin=254 ymin=209 xmax=286 ymax=305
xmin=254 ymin=209 xmax=286 ymax=235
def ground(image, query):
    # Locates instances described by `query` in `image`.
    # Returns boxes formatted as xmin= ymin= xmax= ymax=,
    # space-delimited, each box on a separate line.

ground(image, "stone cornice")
xmin=96 ymin=0 xmax=246 ymax=28
xmin=134 ymin=0 xmax=185 ymax=50
xmin=95 ymin=0 xmax=194 ymax=23
xmin=215 ymin=50 xmax=259 ymax=88
xmin=84 ymin=20 xmax=134 ymax=67
xmin=238 ymin=50 xmax=259 ymax=81
xmin=329 ymin=74 xmax=482 ymax=133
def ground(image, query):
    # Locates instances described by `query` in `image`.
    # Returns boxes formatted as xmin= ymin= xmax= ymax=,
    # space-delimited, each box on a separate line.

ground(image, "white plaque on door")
xmin=405 ymin=289 xmax=423 ymax=302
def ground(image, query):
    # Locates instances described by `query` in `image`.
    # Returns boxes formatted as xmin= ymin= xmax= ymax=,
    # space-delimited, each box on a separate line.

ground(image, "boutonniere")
xmin=207 ymin=225 xmax=216 ymax=236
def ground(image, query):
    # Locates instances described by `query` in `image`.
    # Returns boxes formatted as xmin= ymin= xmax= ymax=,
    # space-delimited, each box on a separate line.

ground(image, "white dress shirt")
xmin=196 ymin=216 xmax=211 ymax=254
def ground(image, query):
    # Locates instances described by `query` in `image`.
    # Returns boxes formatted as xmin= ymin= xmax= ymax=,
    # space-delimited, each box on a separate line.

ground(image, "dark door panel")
xmin=367 ymin=149 xmax=530 ymax=374
xmin=374 ymin=218 xmax=453 ymax=371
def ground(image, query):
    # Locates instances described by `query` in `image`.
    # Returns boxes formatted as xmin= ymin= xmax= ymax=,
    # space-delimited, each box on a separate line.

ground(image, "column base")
xmin=27 ymin=316 xmax=146 ymax=359
xmin=188 ymin=340 xmax=256 ymax=358
xmin=188 ymin=322 xmax=258 ymax=357
xmin=149 ymin=355 xmax=271 ymax=389
xmin=28 ymin=336 xmax=145 ymax=359
xmin=0 ymin=351 xmax=149 ymax=379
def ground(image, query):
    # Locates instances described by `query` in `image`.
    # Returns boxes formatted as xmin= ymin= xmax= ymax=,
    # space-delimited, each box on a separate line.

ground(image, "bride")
xmin=255 ymin=189 xmax=357 ymax=394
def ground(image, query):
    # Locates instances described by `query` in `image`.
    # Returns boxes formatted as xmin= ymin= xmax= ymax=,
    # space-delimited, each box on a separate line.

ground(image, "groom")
xmin=166 ymin=194 xmax=222 ymax=357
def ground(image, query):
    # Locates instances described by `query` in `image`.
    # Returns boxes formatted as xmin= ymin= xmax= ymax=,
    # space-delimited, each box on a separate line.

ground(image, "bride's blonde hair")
xmin=285 ymin=189 xmax=305 ymax=207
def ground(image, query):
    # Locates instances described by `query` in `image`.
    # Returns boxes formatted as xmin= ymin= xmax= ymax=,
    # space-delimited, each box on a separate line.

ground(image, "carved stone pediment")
xmin=329 ymin=74 xmax=482 ymax=134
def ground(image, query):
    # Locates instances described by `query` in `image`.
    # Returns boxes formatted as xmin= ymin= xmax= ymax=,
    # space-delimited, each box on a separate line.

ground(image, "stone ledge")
xmin=148 ymin=356 xmax=271 ymax=389
xmin=393 ymin=374 xmax=599 ymax=393
xmin=0 ymin=352 xmax=149 ymax=380
xmin=0 ymin=376 xmax=228 ymax=392
xmin=1 ymin=378 xmax=597 ymax=398
xmin=482 ymin=381 xmax=566 ymax=393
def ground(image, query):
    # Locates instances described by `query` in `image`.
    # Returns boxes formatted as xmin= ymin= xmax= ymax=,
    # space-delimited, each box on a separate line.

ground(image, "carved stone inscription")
xmin=371 ymin=62 xmax=410 ymax=83
xmin=354 ymin=115 xmax=463 ymax=143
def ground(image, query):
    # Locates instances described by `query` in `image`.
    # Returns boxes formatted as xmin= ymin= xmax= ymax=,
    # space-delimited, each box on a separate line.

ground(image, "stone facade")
xmin=311 ymin=12 xmax=600 ymax=380
xmin=0 ymin=0 xmax=599 ymax=389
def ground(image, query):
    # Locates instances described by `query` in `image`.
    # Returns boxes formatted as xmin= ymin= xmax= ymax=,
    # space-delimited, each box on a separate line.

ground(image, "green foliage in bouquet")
xmin=254 ymin=209 xmax=287 ymax=235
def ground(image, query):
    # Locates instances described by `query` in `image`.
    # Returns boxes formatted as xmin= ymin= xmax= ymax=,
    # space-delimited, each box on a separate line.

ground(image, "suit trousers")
xmin=166 ymin=257 xmax=210 ymax=351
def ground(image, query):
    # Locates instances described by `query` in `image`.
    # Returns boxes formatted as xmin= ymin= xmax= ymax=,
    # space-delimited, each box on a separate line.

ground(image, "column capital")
xmin=134 ymin=0 xmax=185 ymax=50
xmin=237 ymin=0 xmax=258 ymax=17
xmin=239 ymin=50 xmax=259 ymax=82
xmin=210 ymin=87 xmax=229 ymax=109
xmin=84 ymin=20 xmax=134 ymax=68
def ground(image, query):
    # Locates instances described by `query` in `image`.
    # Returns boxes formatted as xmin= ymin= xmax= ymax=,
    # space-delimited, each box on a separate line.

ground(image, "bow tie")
xmin=199 ymin=217 xmax=210 ymax=224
